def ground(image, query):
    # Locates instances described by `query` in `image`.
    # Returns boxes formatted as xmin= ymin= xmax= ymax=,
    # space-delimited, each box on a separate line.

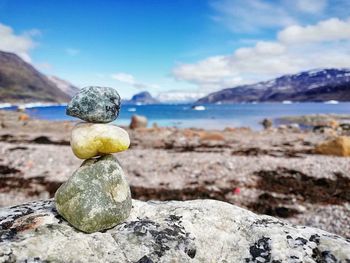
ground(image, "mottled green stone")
xmin=55 ymin=155 xmax=132 ymax=233
xmin=66 ymin=86 xmax=121 ymax=123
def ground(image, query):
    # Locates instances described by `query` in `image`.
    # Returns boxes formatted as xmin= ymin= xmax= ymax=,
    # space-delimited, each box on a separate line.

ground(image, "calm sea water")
xmin=4 ymin=103 xmax=350 ymax=130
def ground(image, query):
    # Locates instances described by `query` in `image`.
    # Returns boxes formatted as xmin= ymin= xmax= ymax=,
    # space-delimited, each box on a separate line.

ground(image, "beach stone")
xmin=261 ymin=118 xmax=273 ymax=129
xmin=288 ymin=123 xmax=300 ymax=130
xmin=199 ymin=131 xmax=225 ymax=141
xmin=55 ymin=155 xmax=132 ymax=233
xmin=129 ymin=114 xmax=148 ymax=129
xmin=18 ymin=113 xmax=29 ymax=122
xmin=0 ymin=199 xmax=349 ymax=262
xmin=340 ymin=123 xmax=350 ymax=131
xmin=315 ymin=136 xmax=350 ymax=157
xmin=66 ymin=86 xmax=121 ymax=123
xmin=71 ymin=123 xmax=130 ymax=159
xmin=327 ymin=119 xmax=339 ymax=129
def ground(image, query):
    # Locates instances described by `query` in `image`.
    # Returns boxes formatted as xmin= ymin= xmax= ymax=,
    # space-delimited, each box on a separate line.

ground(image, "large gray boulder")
xmin=0 ymin=199 xmax=349 ymax=263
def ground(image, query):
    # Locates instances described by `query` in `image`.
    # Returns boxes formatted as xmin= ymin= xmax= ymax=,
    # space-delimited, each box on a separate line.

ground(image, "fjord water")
xmin=18 ymin=103 xmax=350 ymax=130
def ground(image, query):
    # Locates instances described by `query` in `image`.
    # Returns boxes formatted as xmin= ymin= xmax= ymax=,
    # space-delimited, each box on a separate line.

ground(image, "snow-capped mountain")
xmin=197 ymin=68 xmax=350 ymax=103
xmin=157 ymin=91 xmax=206 ymax=103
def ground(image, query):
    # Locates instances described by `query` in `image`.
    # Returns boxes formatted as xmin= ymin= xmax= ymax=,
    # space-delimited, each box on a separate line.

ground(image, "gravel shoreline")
xmin=0 ymin=110 xmax=349 ymax=238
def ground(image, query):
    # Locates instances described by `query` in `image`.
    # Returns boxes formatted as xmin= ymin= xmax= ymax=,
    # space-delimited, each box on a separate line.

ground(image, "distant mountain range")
xmin=123 ymin=91 xmax=160 ymax=104
xmin=123 ymin=91 xmax=206 ymax=104
xmin=0 ymin=51 xmax=78 ymax=103
xmin=2 ymin=50 xmax=350 ymax=105
xmin=197 ymin=69 xmax=350 ymax=103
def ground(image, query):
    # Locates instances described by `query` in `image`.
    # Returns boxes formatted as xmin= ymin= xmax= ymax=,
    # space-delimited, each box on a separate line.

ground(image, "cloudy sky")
xmin=1 ymin=0 xmax=350 ymax=99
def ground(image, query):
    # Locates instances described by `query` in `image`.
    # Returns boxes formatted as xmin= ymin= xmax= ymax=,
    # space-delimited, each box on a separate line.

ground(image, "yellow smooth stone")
xmin=71 ymin=123 xmax=130 ymax=159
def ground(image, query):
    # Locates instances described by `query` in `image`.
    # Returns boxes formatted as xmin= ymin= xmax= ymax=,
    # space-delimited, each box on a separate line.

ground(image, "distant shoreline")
xmin=2 ymin=100 xmax=350 ymax=110
xmin=1 ymin=103 xmax=350 ymax=130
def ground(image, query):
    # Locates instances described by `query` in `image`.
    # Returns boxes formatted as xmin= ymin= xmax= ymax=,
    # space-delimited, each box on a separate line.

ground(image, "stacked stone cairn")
xmin=55 ymin=86 xmax=132 ymax=233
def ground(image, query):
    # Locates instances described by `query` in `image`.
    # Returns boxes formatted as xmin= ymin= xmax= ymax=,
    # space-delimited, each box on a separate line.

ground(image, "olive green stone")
xmin=55 ymin=155 xmax=132 ymax=233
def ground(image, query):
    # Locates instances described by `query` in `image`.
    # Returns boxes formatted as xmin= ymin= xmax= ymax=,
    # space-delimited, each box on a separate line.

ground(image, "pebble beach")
xmin=0 ymin=109 xmax=349 ymax=238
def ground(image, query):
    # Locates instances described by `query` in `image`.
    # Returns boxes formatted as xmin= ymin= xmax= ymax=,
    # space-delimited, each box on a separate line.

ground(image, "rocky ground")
xmin=1 ymin=199 xmax=349 ymax=262
xmin=0 ymin=110 xmax=349 ymax=238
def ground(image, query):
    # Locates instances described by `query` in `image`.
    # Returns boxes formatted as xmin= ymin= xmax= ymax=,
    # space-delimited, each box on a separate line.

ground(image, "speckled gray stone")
xmin=66 ymin=86 xmax=121 ymax=123
xmin=55 ymin=154 xmax=132 ymax=233
xmin=0 ymin=199 xmax=349 ymax=262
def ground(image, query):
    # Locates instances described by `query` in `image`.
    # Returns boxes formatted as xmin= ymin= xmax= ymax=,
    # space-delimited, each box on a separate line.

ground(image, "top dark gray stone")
xmin=66 ymin=86 xmax=121 ymax=123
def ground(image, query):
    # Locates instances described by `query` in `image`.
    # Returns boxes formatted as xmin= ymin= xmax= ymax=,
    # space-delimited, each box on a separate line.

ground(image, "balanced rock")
xmin=55 ymin=155 xmax=132 ymax=233
xmin=66 ymin=86 xmax=121 ymax=123
xmin=71 ymin=123 xmax=130 ymax=159
xmin=129 ymin=114 xmax=148 ymax=129
xmin=315 ymin=136 xmax=350 ymax=157
xmin=1 ymin=199 xmax=349 ymax=262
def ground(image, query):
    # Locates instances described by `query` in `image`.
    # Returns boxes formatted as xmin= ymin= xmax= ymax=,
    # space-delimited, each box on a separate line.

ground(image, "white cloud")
xmin=65 ymin=48 xmax=80 ymax=56
xmin=209 ymin=0 xmax=349 ymax=33
xmin=111 ymin=72 xmax=159 ymax=90
xmin=173 ymin=56 xmax=244 ymax=91
xmin=157 ymin=90 xmax=207 ymax=103
xmin=112 ymin=73 xmax=135 ymax=84
xmin=296 ymin=0 xmax=327 ymax=14
xmin=235 ymin=42 xmax=286 ymax=58
xmin=172 ymin=18 xmax=350 ymax=91
xmin=35 ymin=62 xmax=53 ymax=71
xmin=23 ymin=29 xmax=42 ymax=37
xmin=0 ymin=23 xmax=38 ymax=62
xmin=210 ymin=0 xmax=296 ymax=32
xmin=278 ymin=18 xmax=350 ymax=44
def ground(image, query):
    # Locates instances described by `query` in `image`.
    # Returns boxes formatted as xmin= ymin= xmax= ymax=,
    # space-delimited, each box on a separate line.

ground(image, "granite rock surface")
xmin=0 ymin=199 xmax=349 ymax=262
xmin=66 ymin=86 xmax=121 ymax=123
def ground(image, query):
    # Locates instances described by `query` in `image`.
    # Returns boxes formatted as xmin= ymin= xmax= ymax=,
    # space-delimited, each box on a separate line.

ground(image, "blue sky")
xmin=1 ymin=0 xmax=350 ymax=99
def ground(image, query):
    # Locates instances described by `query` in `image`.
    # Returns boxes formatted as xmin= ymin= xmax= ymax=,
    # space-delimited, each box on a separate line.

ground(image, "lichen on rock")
xmin=66 ymin=86 xmax=121 ymax=123
xmin=0 ymin=199 xmax=349 ymax=262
